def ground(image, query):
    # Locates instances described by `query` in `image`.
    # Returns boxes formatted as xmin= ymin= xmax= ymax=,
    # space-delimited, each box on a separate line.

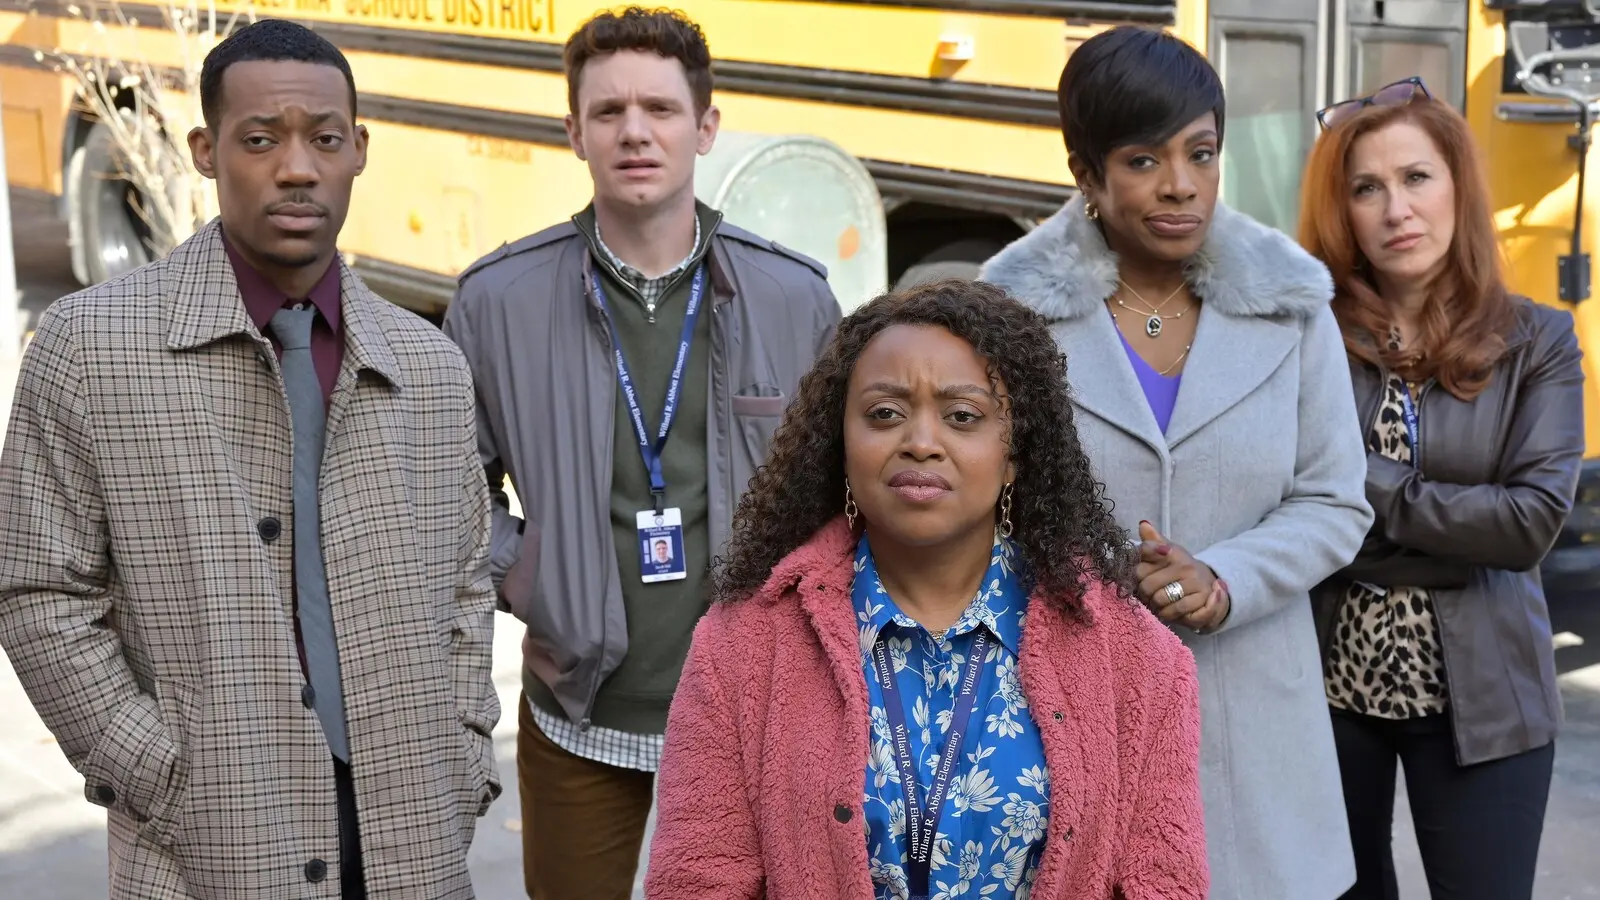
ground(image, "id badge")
xmin=637 ymin=508 xmax=687 ymax=583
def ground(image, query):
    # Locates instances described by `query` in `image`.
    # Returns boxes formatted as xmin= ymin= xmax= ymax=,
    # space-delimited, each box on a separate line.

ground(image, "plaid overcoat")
xmin=0 ymin=219 xmax=502 ymax=898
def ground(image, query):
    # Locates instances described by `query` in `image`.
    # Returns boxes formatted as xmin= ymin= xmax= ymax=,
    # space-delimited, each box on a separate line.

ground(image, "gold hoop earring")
xmin=845 ymin=480 xmax=859 ymax=530
xmin=997 ymin=482 xmax=1014 ymax=539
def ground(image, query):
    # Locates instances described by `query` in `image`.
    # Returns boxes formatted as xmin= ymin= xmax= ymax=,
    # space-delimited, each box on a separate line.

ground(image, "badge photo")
xmin=638 ymin=508 xmax=688 ymax=583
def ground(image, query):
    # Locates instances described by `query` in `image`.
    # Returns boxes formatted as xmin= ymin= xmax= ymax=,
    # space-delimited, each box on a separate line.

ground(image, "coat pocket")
xmin=142 ymin=679 xmax=199 ymax=849
xmin=455 ymin=725 xmax=496 ymax=851
xmin=460 ymin=725 xmax=496 ymax=814
xmin=730 ymin=393 xmax=787 ymax=418
xmin=84 ymin=682 xmax=192 ymax=822
xmin=731 ymin=391 xmax=788 ymax=475
xmin=88 ymin=679 xmax=197 ymax=852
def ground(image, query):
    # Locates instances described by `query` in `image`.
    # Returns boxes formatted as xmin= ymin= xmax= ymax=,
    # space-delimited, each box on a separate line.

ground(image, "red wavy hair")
xmin=1297 ymin=97 xmax=1514 ymax=400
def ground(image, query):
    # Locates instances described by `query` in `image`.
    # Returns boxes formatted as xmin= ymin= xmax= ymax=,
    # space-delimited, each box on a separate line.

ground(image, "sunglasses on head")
xmin=1316 ymin=76 xmax=1431 ymax=130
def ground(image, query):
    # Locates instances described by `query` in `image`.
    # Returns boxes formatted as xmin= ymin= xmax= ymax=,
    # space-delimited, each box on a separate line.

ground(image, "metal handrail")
xmin=1507 ymin=20 xmax=1600 ymax=302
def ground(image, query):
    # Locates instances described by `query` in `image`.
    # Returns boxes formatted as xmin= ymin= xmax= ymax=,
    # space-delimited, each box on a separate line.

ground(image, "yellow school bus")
xmin=3 ymin=0 xmax=1599 ymax=574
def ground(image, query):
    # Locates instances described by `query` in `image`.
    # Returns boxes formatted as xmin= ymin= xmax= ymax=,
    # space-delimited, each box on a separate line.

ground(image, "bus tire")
xmin=893 ymin=239 xmax=1004 ymax=291
xmin=64 ymin=141 xmax=91 ymax=286
xmin=74 ymin=116 xmax=154 ymax=285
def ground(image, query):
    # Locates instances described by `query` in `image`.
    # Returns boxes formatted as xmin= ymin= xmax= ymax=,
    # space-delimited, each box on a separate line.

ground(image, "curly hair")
xmin=563 ymin=7 xmax=714 ymax=117
xmin=711 ymin=278 xmax=1136 ymax=615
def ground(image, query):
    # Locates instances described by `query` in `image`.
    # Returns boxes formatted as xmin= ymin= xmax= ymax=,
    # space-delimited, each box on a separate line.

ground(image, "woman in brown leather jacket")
xmin=1297 ymin=80 xmax=1585 ymax=900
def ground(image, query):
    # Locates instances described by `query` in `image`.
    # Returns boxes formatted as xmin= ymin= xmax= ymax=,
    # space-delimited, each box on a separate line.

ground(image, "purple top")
xmin=1117 ymin=328 xmax=1182 ymax=434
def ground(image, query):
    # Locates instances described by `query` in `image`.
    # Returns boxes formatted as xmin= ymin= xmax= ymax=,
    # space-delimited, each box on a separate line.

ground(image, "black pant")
xmin=1330 ymin=707 xmax=1554 ymax=900
xmin=334 ymin=756 xmax=368 ymax=899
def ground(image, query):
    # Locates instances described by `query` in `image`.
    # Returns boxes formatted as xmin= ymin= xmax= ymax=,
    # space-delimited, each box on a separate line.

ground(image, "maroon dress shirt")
xmin=222 ymin=232 xmax=344 ymax=405
xmin=221 ymin=231 xmax=344 ymax=682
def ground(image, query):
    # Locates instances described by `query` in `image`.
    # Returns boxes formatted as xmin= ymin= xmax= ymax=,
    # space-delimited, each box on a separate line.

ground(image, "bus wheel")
xmin=893 ymin=239 xmax=1004 ymax=291
xmin=73 ymin=117 xmax=155 ymax=285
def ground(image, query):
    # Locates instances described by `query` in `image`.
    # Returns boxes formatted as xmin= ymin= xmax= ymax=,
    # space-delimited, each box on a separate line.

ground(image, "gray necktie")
xmin=269 ymin=305 xmax=350 ymax=763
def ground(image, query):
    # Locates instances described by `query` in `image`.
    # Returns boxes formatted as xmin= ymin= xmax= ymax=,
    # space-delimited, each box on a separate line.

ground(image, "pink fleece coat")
xmin=644 ymin=518 xmax=1208 ymax=900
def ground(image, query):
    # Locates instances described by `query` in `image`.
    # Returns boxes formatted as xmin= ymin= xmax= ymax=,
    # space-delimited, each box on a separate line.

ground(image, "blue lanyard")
xmin=1398 ymin=380 xmax=1421 ymax=469
xmin=871 ymin=629 xmax=990 ymax=900
xmin=591 ymin=265 xmax=706 ymax=513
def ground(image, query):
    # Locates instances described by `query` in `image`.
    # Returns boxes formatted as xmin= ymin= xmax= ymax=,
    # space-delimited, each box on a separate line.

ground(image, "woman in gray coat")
xmin=980 ymin=26 xmax=1374 ymax=900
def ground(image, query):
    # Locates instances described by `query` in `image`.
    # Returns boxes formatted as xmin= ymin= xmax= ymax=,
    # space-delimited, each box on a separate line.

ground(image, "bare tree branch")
xmin=38 ymin=0 xmax=255 ymax=259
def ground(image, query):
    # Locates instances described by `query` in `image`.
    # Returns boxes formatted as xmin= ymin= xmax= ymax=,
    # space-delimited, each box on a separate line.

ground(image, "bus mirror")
xmin=1509 ymin=20 xmax=1600 ymax=105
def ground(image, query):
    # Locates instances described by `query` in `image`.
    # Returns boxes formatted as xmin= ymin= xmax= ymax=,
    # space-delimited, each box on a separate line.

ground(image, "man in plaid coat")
xmin=0 ymin=20 xmax=500 ymax=898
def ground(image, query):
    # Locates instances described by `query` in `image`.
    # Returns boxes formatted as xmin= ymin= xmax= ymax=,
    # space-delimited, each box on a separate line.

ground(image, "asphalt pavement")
xmin=0 ymin=188 xmax=1596 ymax=899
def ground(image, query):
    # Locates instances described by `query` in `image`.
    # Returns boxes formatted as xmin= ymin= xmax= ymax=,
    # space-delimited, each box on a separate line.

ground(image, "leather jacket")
xmin=1313 ymin=296 xmax=1586 ymax=765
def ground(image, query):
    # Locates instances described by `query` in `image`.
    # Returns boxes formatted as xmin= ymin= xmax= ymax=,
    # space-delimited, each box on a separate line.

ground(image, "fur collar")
xmin=978 ymin=194 xmax=1333 ymax=321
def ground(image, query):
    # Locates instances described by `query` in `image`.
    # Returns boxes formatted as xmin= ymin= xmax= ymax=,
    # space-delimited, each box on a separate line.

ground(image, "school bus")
xmin=3 ymin=0 xmax=1600 ymax=577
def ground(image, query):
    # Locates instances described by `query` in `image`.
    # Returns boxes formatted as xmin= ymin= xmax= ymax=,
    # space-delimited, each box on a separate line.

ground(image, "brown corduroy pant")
xmin=516 ymin=692 xmax=656 ymax=900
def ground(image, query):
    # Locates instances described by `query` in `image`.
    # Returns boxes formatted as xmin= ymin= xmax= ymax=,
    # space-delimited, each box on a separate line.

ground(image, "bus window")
xmin=1220 ymin=33 xmax=1312 ymax=235
xmin=1359 ymin=41 xmax=1452 ymax=100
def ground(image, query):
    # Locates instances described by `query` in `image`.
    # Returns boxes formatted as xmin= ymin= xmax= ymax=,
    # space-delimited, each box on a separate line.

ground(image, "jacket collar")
xmin=850 ymin=532 xmax=1028 ymax=657
xmin=162 ymin=218 xmax=405 ymax=389
xmin=572 ymin=200 xmax=729 ymax=308
xmin=753 ymin=517 xmax=1094 ymax=877
xmin=753 ymin=518 xmax=1085 ymax=685
xmin=978 ymin=193 xmax=1333 ymax=322
xmin=978 ymin=195 xmax=1334 ymax=450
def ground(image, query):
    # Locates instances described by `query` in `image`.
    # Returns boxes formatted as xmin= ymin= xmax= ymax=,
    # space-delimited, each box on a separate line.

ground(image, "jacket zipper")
xmin=576 ymin=211 xmax=721 ymax=325
xmin=572 ymin=212 xmax=727 ymax=729
xmin=582 ymin=272 xmax=615 ymax=733
xmin=716 ymin=301 xmax=735 ymax=531
xmin=1411 ymin=379 xmax=1433 ymax=468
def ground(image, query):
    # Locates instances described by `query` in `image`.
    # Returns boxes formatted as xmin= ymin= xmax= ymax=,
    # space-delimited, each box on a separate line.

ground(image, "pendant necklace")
xmin=1115 ymin=280 xmax=1189 ymax=338
xmin=1109 ymin=305 xmax=1193 ymax=375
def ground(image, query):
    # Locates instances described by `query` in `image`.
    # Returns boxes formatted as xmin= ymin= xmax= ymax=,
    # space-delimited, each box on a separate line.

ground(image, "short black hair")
xmin=1057 ymin=25 xmax=1225 ymax=183
xmin=200 ymin=18 xmax=357 ymax=131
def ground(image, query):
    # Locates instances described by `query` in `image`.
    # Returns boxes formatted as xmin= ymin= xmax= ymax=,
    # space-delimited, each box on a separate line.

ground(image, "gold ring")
xmin=1164 ymin=581 xmax=1185 ymax=605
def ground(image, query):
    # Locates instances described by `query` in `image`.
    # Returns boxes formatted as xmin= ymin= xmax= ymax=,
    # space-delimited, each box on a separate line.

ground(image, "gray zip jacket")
xmin=442 ymin=210 xmax=841 ymax=728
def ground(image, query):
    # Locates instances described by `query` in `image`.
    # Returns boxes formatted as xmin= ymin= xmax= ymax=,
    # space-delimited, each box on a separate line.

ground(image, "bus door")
xmin=1207 ymin=0 xmax=1469 ymax=236
xmin=1209 ymin=0 xmax=1323 ymax=235
xmin=1336 ymin=1 xmax=1469 ymax=112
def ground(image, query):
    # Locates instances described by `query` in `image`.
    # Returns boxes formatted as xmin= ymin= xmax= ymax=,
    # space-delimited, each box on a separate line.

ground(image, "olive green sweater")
xmin=525 ymin=207 xmax=715 ymax=736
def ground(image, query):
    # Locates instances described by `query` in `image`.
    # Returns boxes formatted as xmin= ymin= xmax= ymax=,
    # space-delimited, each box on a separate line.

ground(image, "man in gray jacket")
xmin=441 ymin=7 xmax=840 ymax=898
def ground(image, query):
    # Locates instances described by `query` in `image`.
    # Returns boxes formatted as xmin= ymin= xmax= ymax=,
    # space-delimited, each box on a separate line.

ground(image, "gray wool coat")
xmin=980 ymin=196 xmax=1374 ymax=900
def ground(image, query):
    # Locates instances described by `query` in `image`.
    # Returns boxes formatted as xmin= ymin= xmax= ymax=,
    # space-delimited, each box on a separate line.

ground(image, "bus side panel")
xmin=1 ymin=64 xmax=75 ymax=196
xmin=1468 ymin=3 xmax=1600 ymax=460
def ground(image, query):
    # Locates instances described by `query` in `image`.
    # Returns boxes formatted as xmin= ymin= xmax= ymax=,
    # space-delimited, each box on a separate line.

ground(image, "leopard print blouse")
xmin=1323 ymin=372 xmax=1449 ymax=719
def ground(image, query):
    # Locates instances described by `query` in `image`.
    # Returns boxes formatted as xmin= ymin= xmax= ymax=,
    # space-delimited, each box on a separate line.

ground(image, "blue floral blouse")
xmin=852 ymin=533 xmax=1051 ymax=900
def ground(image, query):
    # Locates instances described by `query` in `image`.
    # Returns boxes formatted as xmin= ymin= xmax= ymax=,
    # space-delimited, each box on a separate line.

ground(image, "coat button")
xmin=833 ymin=803 xmax=852 ymax=823
xmin=94 ymin=784 xmax=116 ymax=805
xmin=301 ymin=684 xmax=316 ymax=708
xmin=1053 ymin=711 xmax=1064 ymax=722
xmin=304 ymin=859 xmax=327 ymax=882
xmin=257 ymin=517 xmax=282 ymax=542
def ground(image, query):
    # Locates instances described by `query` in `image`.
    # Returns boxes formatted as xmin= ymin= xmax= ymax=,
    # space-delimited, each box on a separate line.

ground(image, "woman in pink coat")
xmin=645 ymin=279 xmax=1208 ymax=900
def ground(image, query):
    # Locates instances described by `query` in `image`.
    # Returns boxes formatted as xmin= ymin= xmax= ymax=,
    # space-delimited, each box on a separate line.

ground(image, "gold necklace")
xmin=1109 ymin=306 xmax=1194 ymax=375
xmin=1117 ymin=280 xmax=1189 ymax=338
xmin=1158 ymin=344 xmax=1192 ymax=375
